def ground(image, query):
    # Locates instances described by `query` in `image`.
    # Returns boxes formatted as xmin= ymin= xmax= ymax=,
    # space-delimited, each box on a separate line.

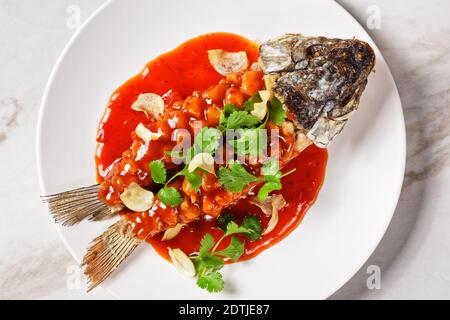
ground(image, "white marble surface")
xmin=0 ymin=0 xmax=449 ymax=300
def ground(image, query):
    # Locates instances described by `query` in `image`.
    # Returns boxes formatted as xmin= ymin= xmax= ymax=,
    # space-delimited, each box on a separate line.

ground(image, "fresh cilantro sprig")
xmin=149 ymin=160 xmax=202 ymax=208
xmin=218 ymin=161 xmax=261 ymax=192
xmin=243 ymin=93 xmax=263 ymax=112
xmin=158 ymin=187 xmax=183 ymax=208
xmin=226 ymin=111 xmax=261 ymax=130
xmin=217 ymin=212 xmax=235 ymax=231
xmin=190 ymin=217 xmax=263 ymax=293
xmin=241 ymin=216 xmax=263 ymax=241
xmin=268 ymin=97 xmax=286 ymax=125
xmin=149 ymin=160 xmax=167 ymax=184
xmin=257 ymin=159 xmax=297 ymax=201
xmin=219 ymin=103 xmax=261 ymax=131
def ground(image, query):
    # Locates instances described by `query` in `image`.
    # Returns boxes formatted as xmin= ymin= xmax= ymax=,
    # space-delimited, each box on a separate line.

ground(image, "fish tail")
xmin=41 ymin=184 xmax=113 ymax=226
xmin=82 ymin=220 xmax=141 ymax=292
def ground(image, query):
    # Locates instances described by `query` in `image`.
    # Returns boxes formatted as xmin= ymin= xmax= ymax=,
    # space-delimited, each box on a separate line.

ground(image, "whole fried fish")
xmin=43 ymin=33 xmax=376 ymax=291
xmin=260 ymin=34 xmax=376 ymax=147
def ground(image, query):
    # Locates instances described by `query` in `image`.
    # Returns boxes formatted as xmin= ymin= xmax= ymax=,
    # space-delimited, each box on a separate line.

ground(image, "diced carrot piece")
xmin=201 ymin=173 xmax=221 ymax=193
xmin=184 ymin=96 xmax=205 ymax=119
xmin=163 ymin=90 xmax=183 ymax=108
xmin=206 ymin=105 xmax=221 ymax=127
xmin=182 ymin=178 xmax=197 ymax=202
xmin=214 ymin=191 xmax=233 ymax=206
xmin=159 ymin=205 xmax=179 ymax=226
xmin=241 ymin=70 xmax=265 ymax=96
xmin=179 ymin=198 xmax=201 ymax=223
xmin=203 ymin=84 xmax=227 ymax=104
xmin=201 ymin=195 xmax=222 ymax=217
xmin=226 ymin=73 xmax=242 ymax=86
xmin=225 ymin=87 xmax=246 ymax=108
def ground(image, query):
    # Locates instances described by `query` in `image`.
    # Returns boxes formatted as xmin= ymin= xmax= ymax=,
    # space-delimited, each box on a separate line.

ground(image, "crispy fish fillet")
xmin=260 ymin=34 xmax=376 ymax=147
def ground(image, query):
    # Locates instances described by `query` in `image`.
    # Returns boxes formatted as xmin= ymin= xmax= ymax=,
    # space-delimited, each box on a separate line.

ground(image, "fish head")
xmin=260 ymin=34 xmax=376 ymax=147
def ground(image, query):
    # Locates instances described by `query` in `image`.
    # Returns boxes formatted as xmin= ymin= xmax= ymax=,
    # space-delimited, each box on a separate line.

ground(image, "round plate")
xmin=37 ymin=0 xmax=405 ymax=299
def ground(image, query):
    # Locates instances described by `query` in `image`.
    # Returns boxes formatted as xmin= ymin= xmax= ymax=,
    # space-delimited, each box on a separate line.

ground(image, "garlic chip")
xmin=251 ymin=90 xmax=271 ymax=120
xmin=295 ymin=132 xmax=313 ymax=153
xmin=263 ymin=208 xmax=279 ymax=236
xmin=188 ymin=153 xmax=215 ymax=175
xmin=168 ymin=248 xmax=196 ymax=278
xmin=249 ymin=198 xmax=272 ymax=217
xmin=264 ymin=75 xmax=276 ymax=94
xmin=263 ymin=194 xmax=287 ymax=235
xmin=208 ymin=49 xmax=248 ymax=76
xmin=251 ymin=194 xmax=287 ymax=235
xmin=135 ymin=123 xmax=163 ymax=143
xmin=119 ymin=182 xmax=154 ymax=212
xmin=162 ymin=224 xmax=186 ymax=241
xmin=131 ymin=93 xmax=165 ymax=118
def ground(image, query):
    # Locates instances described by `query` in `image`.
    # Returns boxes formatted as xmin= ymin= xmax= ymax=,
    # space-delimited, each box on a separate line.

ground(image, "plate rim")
xmin=36 ymin=0 xmax=406 ymax=299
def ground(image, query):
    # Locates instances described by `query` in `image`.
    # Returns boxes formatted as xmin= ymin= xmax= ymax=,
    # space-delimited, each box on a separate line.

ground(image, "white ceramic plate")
xmin=37 ymin=0 xmax=405 ymax=299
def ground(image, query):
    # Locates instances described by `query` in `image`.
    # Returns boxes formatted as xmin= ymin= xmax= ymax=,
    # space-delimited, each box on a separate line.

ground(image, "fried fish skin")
xmin=259 ymin=34 xmax=376 ymax=147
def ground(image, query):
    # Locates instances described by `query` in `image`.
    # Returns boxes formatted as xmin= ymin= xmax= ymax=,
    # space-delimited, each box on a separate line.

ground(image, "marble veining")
xmin=0 ymin=98 xmax=22 ymax=143
xmin=0 ymin=0 xmax=449 ymax=300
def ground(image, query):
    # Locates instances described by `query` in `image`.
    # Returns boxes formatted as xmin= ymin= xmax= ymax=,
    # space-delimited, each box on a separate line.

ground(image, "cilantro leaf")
xmin=196 ymin=271 xmax=224 ymax=293
xmin=258 ymin=159 xmax=283 ymax=201
xmin=158 ymin=187 xmax=183 ymax=208
xmin=199 ymin=234 xmax=215 ymax=257
xmin=195 ymin=254 xmax=225 ymax=275
xmin=217 ymin=212 xmax=235 ymax=232
xmin=218 ymin=162 xmax=260 ymax=192
xmin=184 ymin=171 xmax=202 ymax=192
xmin=214 ymin=237 xmax=245 ymax=262
xmin=241 ymin=216 xmax=263 ymax=241
xmin=149 ymin=160 xmax=167 ymax=184
xmin=225 ymin=221 xmax=250 ymax=236
xmin=268 ymin=97 xmax=286 ymax=125
xmin=226 ymin=111 xmax=261 ymax=130
xmin=190 ymin=217 xmax=262 ymax=293
xmin=258 ymin=180 xmax=282 ymax=201
xmin=219 ymin=104 xmax=239 ymax=128
xmin=194 ymin=127 xmax=222 ymax=155
xmin=244 ymin=93 xmax=263 ymax=112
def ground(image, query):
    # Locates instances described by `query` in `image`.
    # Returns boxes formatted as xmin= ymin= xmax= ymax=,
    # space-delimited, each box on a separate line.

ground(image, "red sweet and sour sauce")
xmin=95 ymin=32 xmax=328 ymax=262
